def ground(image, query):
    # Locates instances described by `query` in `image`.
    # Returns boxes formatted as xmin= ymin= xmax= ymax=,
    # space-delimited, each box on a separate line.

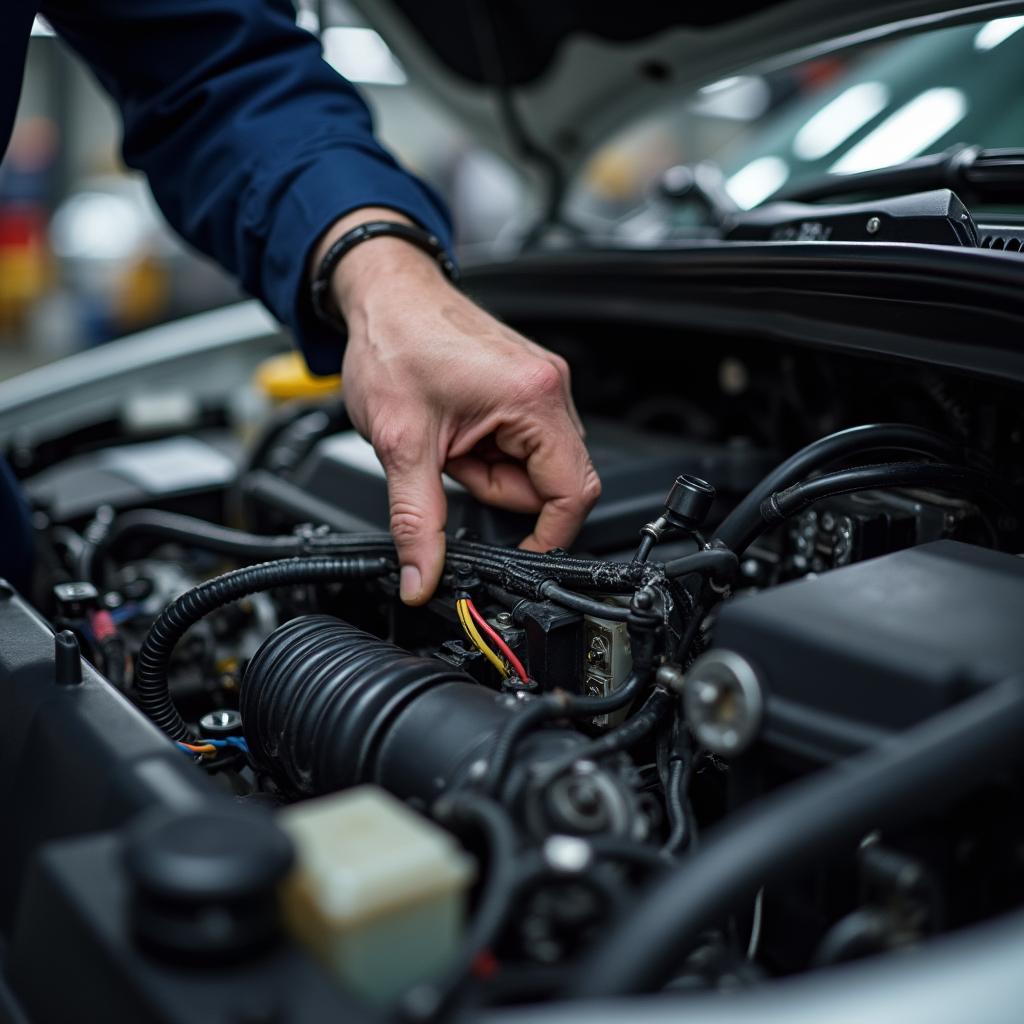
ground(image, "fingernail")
xmin=400 ymin=565 xmax=422 ymax=603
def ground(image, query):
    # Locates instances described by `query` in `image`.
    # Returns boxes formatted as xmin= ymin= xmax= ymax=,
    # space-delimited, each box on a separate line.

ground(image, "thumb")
xmin=376 ymin=428 xmax=448 ymax=606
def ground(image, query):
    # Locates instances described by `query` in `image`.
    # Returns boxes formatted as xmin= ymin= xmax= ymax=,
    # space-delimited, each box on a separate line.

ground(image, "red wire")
xmin=465 ymin=598 xmax=529 ymax=682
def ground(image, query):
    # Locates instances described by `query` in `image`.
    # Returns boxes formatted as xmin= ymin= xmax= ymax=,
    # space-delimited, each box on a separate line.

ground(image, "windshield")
xmin=566 ymin=15 xmax=1024 ymax=231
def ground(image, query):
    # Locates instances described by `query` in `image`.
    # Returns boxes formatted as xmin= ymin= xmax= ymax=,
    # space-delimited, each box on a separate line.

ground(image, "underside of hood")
xmin=351 ymin=0 xmax=1024 ymax=216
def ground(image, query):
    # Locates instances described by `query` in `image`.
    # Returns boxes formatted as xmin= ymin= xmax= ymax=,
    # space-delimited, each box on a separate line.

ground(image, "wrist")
xmin=311 ymin=207 xmax=451 ymax=326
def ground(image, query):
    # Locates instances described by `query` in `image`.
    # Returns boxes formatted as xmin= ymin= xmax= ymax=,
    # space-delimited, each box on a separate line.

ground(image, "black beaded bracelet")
xmin=310 ymin=220 xmax=459 ymax=332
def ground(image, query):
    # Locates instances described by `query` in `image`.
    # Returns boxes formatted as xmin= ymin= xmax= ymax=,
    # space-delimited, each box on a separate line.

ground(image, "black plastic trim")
xmin=462 ymin=242 xmax=1024 ymax=385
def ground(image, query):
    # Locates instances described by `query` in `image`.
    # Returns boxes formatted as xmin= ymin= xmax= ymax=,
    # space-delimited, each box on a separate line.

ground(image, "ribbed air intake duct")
xmin=241 ymin=616 xmax=645 ymax=837
xmin=241 ymin=616 xmax=577 ymax=801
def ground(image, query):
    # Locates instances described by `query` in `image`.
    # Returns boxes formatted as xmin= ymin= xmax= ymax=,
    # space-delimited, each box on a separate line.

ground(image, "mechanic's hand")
xmin=318 ymin=208 xmax=600 ymax=606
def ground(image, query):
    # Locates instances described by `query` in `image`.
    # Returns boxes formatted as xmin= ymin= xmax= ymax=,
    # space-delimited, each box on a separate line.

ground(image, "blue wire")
xmin=175 ymin=736 xmax=249 ymax=757
xmin=110 ymin=603 xmax=142 ymax=625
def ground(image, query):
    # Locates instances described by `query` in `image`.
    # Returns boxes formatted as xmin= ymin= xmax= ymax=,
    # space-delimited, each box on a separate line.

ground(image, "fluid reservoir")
xmin=278 ymin=786 xmax=474 ymax=1005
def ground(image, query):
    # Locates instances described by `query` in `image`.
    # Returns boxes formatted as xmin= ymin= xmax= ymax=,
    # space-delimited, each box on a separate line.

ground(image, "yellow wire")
xmin=457 ymin=599 xmax=508 ymax=678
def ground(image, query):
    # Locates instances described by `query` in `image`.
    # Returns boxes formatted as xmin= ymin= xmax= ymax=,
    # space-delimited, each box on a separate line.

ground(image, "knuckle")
xmin=519 ymin=361 xmax=564 ymax=401
xmin=551 ymin=353 xmax=571 ymax=381
xmin=374 ymin=421 xmax=413 ymax=466
xmin=581 ymin=469 xmax=602 ymax=508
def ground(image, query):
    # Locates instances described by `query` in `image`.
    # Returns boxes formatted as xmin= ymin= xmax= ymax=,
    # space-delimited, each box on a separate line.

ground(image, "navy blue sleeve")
xmin=40 ymin=0 xmax=454 ymax=375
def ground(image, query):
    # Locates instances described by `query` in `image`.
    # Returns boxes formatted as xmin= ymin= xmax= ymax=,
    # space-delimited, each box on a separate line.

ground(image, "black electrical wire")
xmin=584 ymin=836 xmax=670 ymax=873
xmin=566 ymin=675 xmax=1024 ymax=998
xmin=432 ymin=792 xmax=521 ymax=984
xmin=82 ymin=508 xmax=656 ymax=604
xmin=662 ymin=756 xmax=696 ymax=856
xmin=134 ymin=556 xmax=390 ymax=741
xmin=482 ymin=671 xmax=651 ymax=797
xmin=482 ymin=698 xmax=564 ymax=797
xmin=663 ymin=548 xmax=738 ymax=581
xmin=537 ymin=582 xmax=631 ymax=621
xmin=533 ymin=690 xmax=674 ymax=786
xmin=633 ymin=534 xmax=657 ymax=564
xmin=714 ymin=424 xmax=964 ymax=554
xmin=78 ymin=509 xmax=315 ymax=583
xmin=675 ymin=599 xmax=706 ymax=664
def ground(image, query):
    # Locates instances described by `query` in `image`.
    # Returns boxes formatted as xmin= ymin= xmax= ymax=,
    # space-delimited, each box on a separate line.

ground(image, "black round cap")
xmin=123 ymin=806 xmax=293 ymax=960
xmin=663 ymin=474 xmax=716 ymax=531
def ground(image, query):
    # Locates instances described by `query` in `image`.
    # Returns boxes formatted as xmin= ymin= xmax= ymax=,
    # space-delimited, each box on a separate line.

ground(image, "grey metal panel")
xmin=0 ymin=302 xmax=287 ymax=445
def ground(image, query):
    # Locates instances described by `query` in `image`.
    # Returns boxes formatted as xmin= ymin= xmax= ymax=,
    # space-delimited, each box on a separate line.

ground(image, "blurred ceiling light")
xmin=50 ymin=192 xmax=148 ymax=262
xmin=691 ymin=75 xmax=771 ymax=121
xmin=726 ymin=155 xmax=790 ymax=209
xmin=792 ymin=82 xmax=890 ymax=161
xmin=30 ymin=16 xmax=54 ymax=36
xmin=322 ymin=26 xmax=407 ymax=86
xmin=829 ymin=87 xmax=967 ymax=174
xmin=973 ymin=15 xmax=1024 ymax=50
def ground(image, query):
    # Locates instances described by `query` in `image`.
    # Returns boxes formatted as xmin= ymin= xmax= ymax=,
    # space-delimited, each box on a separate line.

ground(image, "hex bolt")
xmin=199 ymin=708 xmax=243 ymax=736
xmin=494 ymin=611 xmax=513 ymax=628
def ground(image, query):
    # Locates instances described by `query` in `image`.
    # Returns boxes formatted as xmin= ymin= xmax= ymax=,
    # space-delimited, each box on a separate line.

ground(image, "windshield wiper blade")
xmin=774 ymin=144 xmax=1024 ymax=206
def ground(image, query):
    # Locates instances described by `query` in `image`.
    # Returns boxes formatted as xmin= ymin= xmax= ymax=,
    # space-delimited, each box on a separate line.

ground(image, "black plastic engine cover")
xmin=713 ymin=541 xmax=1024 ymax=762
xmin=286 ymin=419 xmax=775 ymax=550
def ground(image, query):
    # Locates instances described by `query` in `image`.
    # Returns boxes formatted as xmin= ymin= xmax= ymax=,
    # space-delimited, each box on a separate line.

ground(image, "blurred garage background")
xmin=2 ymin=3 xmax=1022 ymax=380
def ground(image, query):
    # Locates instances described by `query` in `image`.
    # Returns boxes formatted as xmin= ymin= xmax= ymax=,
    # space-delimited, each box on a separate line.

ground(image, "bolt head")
xmin=866 ymin=216 xmax=881 ymax=234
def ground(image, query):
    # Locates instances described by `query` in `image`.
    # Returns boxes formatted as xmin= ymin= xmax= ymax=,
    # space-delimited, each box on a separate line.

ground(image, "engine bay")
xmin=2 ymin=334 xmax=1024 ymax=1022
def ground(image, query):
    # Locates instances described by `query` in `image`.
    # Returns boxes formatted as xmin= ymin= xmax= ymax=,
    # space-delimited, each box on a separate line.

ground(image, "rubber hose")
xmin=762 ymin=461 xmax=1016 ymax=525
xmin=566 ymin=675 xmax=1024 ymax=997
xmin=430 ymin=792 xmax=522 ymax=1007
xmin=134 ymin=556 xmax=389 ymax=740
xmin=714 ymin=424 xmax=964 ymax=553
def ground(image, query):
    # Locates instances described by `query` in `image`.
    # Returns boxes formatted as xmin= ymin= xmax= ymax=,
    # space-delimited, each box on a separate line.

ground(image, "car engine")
xmin=2 ymin=341 xmax=1024 ymax=1023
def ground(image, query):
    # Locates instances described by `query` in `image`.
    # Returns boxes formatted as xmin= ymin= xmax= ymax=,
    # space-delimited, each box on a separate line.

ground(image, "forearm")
xmin=44 ymin=0 xmax=452 ymax=373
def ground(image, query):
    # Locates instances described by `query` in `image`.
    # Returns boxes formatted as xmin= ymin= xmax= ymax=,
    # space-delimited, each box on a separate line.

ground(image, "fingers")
xmin=444 ymin=457 xmax=544 ymax=514
xmin=520 ymin=434 xmax=602 ymax=552
xmin=494 ymin=364 xmax=602 ymax=552
xmin=374 ymin=421 xmax=447 ymax=606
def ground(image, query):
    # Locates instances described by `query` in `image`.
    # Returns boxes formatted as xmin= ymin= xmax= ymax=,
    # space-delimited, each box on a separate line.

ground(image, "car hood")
xmin=350 ymin=1 xmax=1024 ymax=199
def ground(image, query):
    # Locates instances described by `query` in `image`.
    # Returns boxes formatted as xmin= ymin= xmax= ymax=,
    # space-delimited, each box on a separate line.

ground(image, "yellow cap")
xmin=254 ymin=351 xmax=341 ymax=401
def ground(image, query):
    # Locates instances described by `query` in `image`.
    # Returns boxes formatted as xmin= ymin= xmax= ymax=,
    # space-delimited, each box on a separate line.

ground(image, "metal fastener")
xmin=683 ymin=650 xmax=764 ymax=757
xmin=866 ymin=216 xmax=881 ymax=234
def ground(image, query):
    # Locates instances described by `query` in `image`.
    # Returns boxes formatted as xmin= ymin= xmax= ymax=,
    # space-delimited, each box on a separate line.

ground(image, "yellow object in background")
xmin=254 ymin=350 xmax=342 ymax=401
xmin=113 ymin=252 xmax=170 ymax=332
